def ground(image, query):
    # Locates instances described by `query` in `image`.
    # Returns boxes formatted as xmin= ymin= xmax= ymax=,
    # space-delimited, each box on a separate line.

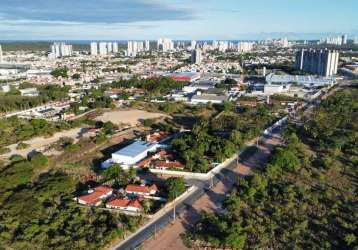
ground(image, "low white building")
xmin=190 ymin=90 xmax=228 ymax=104
xmin=102 ymin=140 xmax=160 ymax=169
xmin=264 ymin=84 xmax=291 ymax=95
xmin=20 ymin=88 xmax=39 ymax=97
xmin=0 ymin=84 xmax=10 ymax=93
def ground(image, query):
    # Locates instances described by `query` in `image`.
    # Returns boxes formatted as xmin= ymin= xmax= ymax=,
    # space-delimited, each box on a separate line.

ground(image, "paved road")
xmin=112 ymin=80 xmax=348 ymax=250
xmin=112 ymin=126 xmax=284 ymax=250
xmin=141 ymin=129 xmax=284 ymax=250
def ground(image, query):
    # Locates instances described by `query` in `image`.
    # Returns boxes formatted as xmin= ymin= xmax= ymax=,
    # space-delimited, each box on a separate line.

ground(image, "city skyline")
xmin=0 ymin=0 xmax=357 ymax=40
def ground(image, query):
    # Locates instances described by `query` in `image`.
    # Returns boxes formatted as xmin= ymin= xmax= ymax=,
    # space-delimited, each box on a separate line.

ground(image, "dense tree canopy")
xmin=172 ymin=105 xmax=275 ymax=173
xmin=111 ymin=77 xmax=184 ymax=96
xmin=0 ymin=155 xmax=142 ymax=249
xmin=184 ymin=87 xmax=358 ymax=249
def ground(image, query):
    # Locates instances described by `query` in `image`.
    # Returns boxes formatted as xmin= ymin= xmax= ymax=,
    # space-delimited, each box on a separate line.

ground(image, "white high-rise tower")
xmin=112 ymin=42 xmax=118 ymax=53
xmin=191 ymin=40 xmax=197 ymax=49
xmin=99 ymin=42 xmax=108 ymax=56
xmin=90 ymin=42 xmax=98 ymax=56
xmin=145 ymin=40 xmax=150 ymax=51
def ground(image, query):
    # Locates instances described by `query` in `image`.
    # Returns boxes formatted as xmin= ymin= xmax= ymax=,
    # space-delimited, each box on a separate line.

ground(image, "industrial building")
xmin=266 ymin=73 xmax=336 ymax=88
xmin=102 ymin=140 xmax=160 ymax=169
xmin=170 ymin=72 xmax=201 ymax=82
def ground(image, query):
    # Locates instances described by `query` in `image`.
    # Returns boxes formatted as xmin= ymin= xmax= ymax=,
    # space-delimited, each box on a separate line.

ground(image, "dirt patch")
xmin=96 ymin=109 xmax=170 ymax=126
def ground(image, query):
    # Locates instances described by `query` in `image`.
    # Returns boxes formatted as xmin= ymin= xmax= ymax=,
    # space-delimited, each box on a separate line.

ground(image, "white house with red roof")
xmin=77 ymin=186 xmax=113 ymax=206
xmin=153 ymin=160 xmax=184 ymax=170
xmin=106 ymin=198 xmax=142 ymax=212
xmin=125 ymin=184 xmax=158 ymax=196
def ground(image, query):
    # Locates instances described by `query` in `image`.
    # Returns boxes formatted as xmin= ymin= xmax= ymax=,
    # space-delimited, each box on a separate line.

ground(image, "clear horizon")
xmin=0 ymin=0 xmax=357 ymax=40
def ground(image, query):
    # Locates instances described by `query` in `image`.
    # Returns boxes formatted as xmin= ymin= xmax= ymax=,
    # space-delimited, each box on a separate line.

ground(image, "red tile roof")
xmin=77 ymin=185 xmax=113 ymax=206
xmin=107 ymin=198 xmax=142 ymax=209
xmin=157 ymin=150 xmax=172 ymax=157
xmin=137 ymin=158 xmax=151 ymax=168
xmin=147 ymin=131 xmax=169 ymax=142
xmin=78 ymin=192 xmax=101 ymax=205
xmin=154 ymin=160 xmax=184 ymax=169
xmin=94 ymin=186 xmax=113 ymax=194
xmin=126 ymin=184 xmax=158 ymax=194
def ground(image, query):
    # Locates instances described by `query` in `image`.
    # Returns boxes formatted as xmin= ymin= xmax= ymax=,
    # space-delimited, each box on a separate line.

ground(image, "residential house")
xmin=125 ymin=184 xmax=158 ymax=196
xmin=106 ymin=198 xmax=142 ymax=212
xmin=77 ymin=186 xmax=113 ymax=206
xmin=153 ymin=160 xmax=184 ymax=170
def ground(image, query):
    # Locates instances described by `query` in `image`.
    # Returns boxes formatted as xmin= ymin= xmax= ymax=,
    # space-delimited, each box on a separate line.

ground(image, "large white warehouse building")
xmin=102 ymin=140 xmax=159 ymax=169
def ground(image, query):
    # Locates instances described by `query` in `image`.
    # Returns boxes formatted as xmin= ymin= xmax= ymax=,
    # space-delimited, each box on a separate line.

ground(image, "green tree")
xmin=30 ymin=153 xmax=49 ymax=168
xmin=166 ymin=177 xmax=186 ymax=200
xmin=72 ymin=73 xmax=81 ymax=80
xmin=51 ymin=67 xmax=68 ymax=78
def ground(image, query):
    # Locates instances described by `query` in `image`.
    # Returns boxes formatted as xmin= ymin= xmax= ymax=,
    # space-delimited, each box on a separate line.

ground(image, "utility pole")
xmin=173 ymin=192 xmax=176 ymax=221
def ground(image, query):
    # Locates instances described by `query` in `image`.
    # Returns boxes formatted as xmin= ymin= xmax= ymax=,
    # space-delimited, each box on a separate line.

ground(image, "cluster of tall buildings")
xmin=157 ymin=38 xmax=174 ymax=52
xmin=319 ymin=34 xmax=348 ymax=46
xmin=212 ymin=41 xmax=229 ymax=52
xmin=295 ymin=49 xmax=339 ymax=77
xmin=90 ymin=42 xmax=119 ymax=56
xmin=176 ymin=41 xmax=186 ymax=49
xmin=237 ymin=42 xmax=255 ymax=52
xmin=126 ymin=41 xmax=150 ymax=57
xmin=0 ymin=44 xmax=3 ymax=63
xmin=262 ymin=38 xmax=290 ymax=48
xmin=49 ymin=42 xmax=73 ymax=58
xmin=211 ymin=41 xmax=256 ymax=52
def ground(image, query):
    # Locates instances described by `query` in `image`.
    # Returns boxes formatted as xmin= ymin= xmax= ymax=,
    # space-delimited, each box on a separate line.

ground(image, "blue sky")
xmin=0 ymin=0 xmax=357 ymax=40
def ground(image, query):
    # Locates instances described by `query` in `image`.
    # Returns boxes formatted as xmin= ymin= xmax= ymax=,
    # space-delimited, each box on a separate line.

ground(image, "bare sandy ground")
xmin=96 ymin=109 xmax=169 ymax=126
xmin=1 ymin=127 xmax=86 ymax=159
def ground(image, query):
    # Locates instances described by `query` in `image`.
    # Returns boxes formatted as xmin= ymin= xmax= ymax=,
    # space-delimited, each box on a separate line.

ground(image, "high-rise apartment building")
xmin=112 ymin=42 xmax=118 ymax=53
xmin=99 ymin=42 xmax=108 ymax=56
xmin=90 ymin=42 xmax=98 ymax=56
xmin=157 ymin=38 xmax=174 ymax=52
xmin=218 ymin=41 xmax=228 ymax=52
xmin=319 ymin=35 xmax=346 ymax=46
xmin=107 ymin=42 xmax=113 ymax=53
xmin=295 ymin=49 xmax=339 ymax=77
xmin=145 ymin=40 xmax=150 ymax=51
xmin=237 ymin=42 xmax=254 ymax=53
xmin=49 ymin=42 xmax=73 ymax=58
xmin=191 ymin=48 xmax=202 ymax=64
xmin=191 ymin=40 xmax=197 ymax=49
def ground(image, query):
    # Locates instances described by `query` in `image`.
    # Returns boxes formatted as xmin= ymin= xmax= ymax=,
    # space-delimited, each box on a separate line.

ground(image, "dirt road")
xmin=142 ymin=134 xmax=283 ymax=250
xmin=1 ymin=127 xmax=86 ymax=159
